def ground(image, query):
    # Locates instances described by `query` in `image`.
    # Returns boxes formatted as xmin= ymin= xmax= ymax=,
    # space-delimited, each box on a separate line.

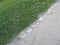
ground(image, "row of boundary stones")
xmin=19 ymin=2 xmax=57 ymax=39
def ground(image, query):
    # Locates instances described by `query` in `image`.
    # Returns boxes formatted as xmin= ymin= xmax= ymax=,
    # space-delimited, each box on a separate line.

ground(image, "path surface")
xmin=7 ymin=1 xmax=60 ymax=45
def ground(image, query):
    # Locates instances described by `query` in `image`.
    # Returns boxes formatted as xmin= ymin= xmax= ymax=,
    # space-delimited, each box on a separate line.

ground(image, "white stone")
xmin=26 ymin=29 xmax=32 ymax=33
xmin=38 ymin=17 xmax=44 ymax=21
xmin=32 ymin=25 xmax=37 ymax=28
xmin=21 ymin=34 xmax=26 ymax=38
xmin=46 ymin=3 xmax=57 ymax=14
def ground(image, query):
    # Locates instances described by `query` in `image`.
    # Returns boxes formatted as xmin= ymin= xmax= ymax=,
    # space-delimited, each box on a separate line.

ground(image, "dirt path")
xmin=7 ymin=1 xmax=60 ymax=45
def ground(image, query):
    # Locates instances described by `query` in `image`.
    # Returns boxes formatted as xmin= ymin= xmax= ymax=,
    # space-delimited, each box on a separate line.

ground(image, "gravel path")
xmin=7 ymin=1 xmax=60 ymax=45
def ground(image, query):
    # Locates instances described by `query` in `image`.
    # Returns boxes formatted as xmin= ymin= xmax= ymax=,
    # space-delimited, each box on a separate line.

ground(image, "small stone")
xmin=32 ymin=25 xmax=37 ymax=28
xmin=21 ymin=34 xmax=26 ymax=39
xmin=26 ymin=29 xmax=32 ymax=33
xmin=38 ymin=17 xmax=44 ymax=21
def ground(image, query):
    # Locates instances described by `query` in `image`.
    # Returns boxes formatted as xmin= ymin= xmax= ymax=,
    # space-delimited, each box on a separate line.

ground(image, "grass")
xmin=0 ymin=0 xmax=55 ymax=45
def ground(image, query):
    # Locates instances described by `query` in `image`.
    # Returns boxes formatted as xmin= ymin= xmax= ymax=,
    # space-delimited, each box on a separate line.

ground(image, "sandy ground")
xmin=7 ymin=1 xmax=60 ymax=45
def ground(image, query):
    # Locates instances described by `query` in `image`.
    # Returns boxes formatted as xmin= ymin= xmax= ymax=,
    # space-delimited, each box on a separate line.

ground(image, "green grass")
xmin=0 ymin=0 xmax=55 ymax=45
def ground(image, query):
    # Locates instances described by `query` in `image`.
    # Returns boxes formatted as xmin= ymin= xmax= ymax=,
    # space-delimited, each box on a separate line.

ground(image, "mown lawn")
xmin=0 ymin=0 xmax=55 ymax=45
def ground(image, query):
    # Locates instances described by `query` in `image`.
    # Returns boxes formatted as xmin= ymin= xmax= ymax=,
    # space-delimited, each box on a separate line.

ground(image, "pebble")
xmin=26 ymin=29 xmax=33 ymax=33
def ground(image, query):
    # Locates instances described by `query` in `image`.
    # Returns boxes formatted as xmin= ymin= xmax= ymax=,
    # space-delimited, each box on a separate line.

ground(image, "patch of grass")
xmin=0 ymin=0 xmax=55 ymax=45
